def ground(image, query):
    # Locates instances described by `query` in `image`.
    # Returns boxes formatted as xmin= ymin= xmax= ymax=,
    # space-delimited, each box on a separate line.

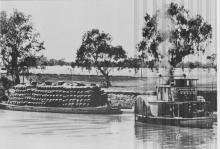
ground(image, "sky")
xmin=0 ymin=0 xmax=216 ymax=62
xmin=0 ymin=0 xmax=135 ymax=61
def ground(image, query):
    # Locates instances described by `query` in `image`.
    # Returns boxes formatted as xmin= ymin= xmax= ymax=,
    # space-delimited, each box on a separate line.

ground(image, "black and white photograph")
xmin=0 ymin=0 xmax=218 ymax=149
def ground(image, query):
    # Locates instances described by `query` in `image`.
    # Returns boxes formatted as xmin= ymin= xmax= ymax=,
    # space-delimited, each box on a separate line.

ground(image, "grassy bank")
xmin=28 ymin=73 xmax=216 ymax=92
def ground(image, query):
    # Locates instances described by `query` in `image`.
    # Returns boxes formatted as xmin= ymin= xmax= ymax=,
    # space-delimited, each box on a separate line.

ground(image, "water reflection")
xmin=0 ymin=110 xmax=217 ymax=149
xmin=135 ymin=122 xmax=217 ymax=149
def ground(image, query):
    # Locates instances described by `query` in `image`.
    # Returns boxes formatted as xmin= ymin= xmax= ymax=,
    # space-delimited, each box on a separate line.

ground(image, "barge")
xmin=0 ymin=83 xmax=122 ymax=114
xmin=135 ymin=76 xmax=214 ymax=128
xmin=0 ymin=102 xmax=121 ymax=114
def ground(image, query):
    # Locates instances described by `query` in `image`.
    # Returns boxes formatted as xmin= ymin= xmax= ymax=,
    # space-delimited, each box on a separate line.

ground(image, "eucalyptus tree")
xmin=72 ymin=29 xmax=127 ymax=87
xmin=0 ymin=10 xmax=44 ymax=84
xmin=137 ymin=2 xmax=212 ymax=79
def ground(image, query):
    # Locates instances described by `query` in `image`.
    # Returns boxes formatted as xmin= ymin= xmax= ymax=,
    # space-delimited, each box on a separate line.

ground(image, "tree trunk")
xmin=166 ymin=66 xmax=174 ymax=85
xmin=14 ymin=71 xmax=20 ymax=85
xmin=103 ymin=73 xmax=111 ymax=87
xmin=11 ymin=50 xmax=20 ymax=85
xmin=97 ymin=67 xmax=111 ymax=87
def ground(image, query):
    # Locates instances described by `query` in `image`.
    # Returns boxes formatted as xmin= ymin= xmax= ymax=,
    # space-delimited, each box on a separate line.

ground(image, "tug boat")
xmin=135 ymin=76 xmax=214 ymax=128
xmin=0 ymin=83 xmax=122 ymax=114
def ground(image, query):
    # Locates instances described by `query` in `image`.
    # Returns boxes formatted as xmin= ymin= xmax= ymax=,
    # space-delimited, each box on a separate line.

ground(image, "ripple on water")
xmin=0 ymin=110 xmax=217 ymax=149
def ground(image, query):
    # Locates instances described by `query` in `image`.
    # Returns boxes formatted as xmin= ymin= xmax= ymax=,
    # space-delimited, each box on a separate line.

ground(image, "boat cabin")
xmin=157 ymin=78 xmax=198 ymax=102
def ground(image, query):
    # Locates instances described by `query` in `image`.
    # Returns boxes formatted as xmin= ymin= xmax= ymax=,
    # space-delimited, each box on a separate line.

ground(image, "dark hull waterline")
xmin=135 ymin=115 xmax=214 ymax=129
xmin=0 ymin=103 xmax=122 ymax=114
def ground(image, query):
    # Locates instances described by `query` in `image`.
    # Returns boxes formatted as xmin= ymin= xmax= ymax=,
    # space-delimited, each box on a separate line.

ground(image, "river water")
xmin=0 ymin=110 xmax=217 ymax=149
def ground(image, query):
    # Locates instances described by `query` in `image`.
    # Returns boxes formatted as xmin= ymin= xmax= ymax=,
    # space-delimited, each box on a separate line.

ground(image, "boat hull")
xmin=135 ymin=115 xmax=214 ymax=129
xmin=0 ymin=103 xmax=122 ymax=114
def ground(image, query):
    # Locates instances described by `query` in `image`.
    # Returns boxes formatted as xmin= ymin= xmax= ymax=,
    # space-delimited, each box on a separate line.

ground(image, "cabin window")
xmin=174 ymin=79 xmax=197 ymax=87
xmin=174 ymin=80 xmax=185 ymax=87
xmin=171 ymin=81 xmax=174 ymax=86
xmin=187 ymin=80 xmax=189 ymax=86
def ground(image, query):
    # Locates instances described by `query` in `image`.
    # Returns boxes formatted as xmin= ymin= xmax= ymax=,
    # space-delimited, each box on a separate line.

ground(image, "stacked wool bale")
xmin=8 ymin=85 xmax=108 ymax=108
xmin=108 ymin=94 xmax=136 ymax=109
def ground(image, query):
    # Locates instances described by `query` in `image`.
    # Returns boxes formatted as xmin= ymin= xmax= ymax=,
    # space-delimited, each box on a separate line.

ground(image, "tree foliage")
xmin=137 ymin=12 xmax=162 ymax=69
xmin=73 ymin=29 xmax=127 ymax=87
xmin=0 ymin=10 xmax=44 ymax=84
xmin=0 ymin=76 xmax=13 ymax=90
xmin=137 ymin=2 xmax=212 ymax=72
xmin=207 ymin=53 xmax=217 ymax=71
xmin=20 ymin=56 xmax=38 ymax=68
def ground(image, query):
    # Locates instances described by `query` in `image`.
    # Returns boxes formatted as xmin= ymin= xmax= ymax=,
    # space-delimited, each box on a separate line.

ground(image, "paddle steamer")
xmin=135 ymin=75 xmax=214 ymax=128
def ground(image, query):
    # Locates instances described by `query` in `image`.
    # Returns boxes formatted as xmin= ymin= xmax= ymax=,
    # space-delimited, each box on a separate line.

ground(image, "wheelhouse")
xmin=157 ymin=78 xmax=198 ymax=102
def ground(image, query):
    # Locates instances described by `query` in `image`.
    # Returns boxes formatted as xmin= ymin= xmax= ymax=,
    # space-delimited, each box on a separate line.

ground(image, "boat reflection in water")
xmin=135 ymin=121 xmax=217 ymax=149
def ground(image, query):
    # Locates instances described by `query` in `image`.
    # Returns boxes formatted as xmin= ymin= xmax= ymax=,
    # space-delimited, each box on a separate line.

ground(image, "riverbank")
xmin=28 ymin=73 xmax=216 ymax=92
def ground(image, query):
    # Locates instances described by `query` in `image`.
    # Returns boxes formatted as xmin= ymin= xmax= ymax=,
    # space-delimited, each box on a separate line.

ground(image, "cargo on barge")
xmin=0 ymin=82 xmax=122 ymax=114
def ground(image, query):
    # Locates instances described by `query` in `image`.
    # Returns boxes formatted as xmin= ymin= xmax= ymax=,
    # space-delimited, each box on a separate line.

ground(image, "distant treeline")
xmin=38 ymin=56 xmax=71 ymax=66
xmin=38 ymin=56 xmax=216 ymax=70
xmin=176 ymin=61 xmax=217 ymax=69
